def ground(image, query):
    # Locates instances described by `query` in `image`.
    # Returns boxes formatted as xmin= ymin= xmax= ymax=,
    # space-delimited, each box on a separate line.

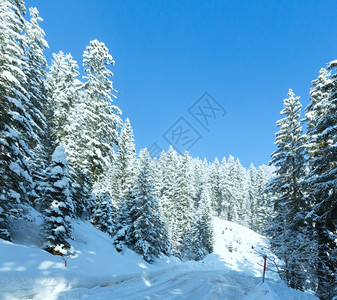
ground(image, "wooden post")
xmin=262 ymin=255 xmax=267 ymax=283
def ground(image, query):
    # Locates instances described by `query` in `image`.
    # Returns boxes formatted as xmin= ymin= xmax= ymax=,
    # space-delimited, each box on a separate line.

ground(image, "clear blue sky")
xmin=28 ymin=0 xmax=337 ymax=168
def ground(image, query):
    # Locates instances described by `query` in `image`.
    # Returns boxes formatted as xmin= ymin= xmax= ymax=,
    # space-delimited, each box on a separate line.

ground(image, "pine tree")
xmin=77 ymin=40 xmax=122 ymax=183
xmin=234 ymin=158 xmax=249 ymax=227
xmin=170 ymin=151 xmax=194 ymax=256
xmin=265 ymin=89 xmax=307 ymax=290
xmin=305 ymin=68 xmax=331 ymax=137
xmin=190 ymin=157 xmax=206 ymax=209
xmin=47 ymin=51 xmax=81 ymax=145
xmin=110 ymin=118 xmax=136 ymax=206
xmin=219 ymin=156 xmax=231 ymax=220
xmin=304 ymin=62 xmax=337 ymax=299
xmin=23 ymin=7 xmax=54 ymax=210
xmin=158 ymin=146 xmax=179 ymax=235
xmin=45 ymin=50 xmax=94 ymax=218
xmin=70 ymin=168 xmax=95 ymax=219
xmin=113 ymin=188 xmax=134 ymax=253
xmin=254 ymin=166 xmax=271 ymax=233
xmin=209 ymin=158 xmax=223 ymax=217
xmin=91 ymin=191 xmax=116 ymax=237
xmin=197 ymin=181 xmax=214 ymax=255
xmin=150 ymin=157 xmax=162 ymax=199
xmin=111 ymin=119 xmax=137 ymax=250
xmin=247 ymin=163 xmax=257 ymax=230
xmin=43 ymin=146 xmax=74 ymax=256
xmin=127 ymin=149 xmax=170 ymax=262
xmin=225 ymin=155 xmax=239 ymax=222
xmin=181 ymin=175 xmax=214 ymax=261
xmin=0 ymin=0 xmax=33 ymax=240
xmin=22 ymin=6 xmax=49 ymax=147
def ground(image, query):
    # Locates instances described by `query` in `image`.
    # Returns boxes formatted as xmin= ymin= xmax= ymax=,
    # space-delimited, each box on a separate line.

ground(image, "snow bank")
xmin=205 ymin=217 xmax=278 ymax=279
xmin=243 ymin=281 xmax=317 ymax=300
xmin=0 ymin=210 xmax=181 ymax=299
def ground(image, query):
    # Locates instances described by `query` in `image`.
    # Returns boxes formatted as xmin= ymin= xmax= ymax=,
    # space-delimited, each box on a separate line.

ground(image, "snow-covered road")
xmin=56 ymin=269 xmax=261 ymax=300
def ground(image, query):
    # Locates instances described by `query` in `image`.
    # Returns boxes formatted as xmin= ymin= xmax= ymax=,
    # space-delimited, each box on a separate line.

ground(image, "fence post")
xmin=262 ymin=255 xmax=267 ymax=283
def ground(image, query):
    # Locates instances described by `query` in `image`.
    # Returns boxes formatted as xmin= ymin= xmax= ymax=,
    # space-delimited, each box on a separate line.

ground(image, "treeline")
xmin=108 ymin=141 xmax=274 ymax=261
xmin=266 ymin=68 xmax=337 ymax=298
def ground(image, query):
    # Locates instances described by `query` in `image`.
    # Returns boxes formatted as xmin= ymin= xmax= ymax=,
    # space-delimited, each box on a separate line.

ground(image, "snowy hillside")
xmin=0 ymin=212 xmax=317 ymax=300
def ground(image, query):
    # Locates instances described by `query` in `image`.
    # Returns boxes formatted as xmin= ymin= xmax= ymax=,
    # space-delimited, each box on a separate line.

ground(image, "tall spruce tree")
xmin=181 ymin=170 xmax=214 ymax=261
xmin=47 ymin=51 xmax=81 ymax=145
xmin=91 ymin=191 xmax=115 ymax=237
xmin=22 ymin=6 xmax=49 ymax=148
xmin=190 ymin=157 xmax=207 ymax=209
xmin=209 ymin=158 xmax=223 ymax=217
xmin=46 ymin=51 xmax=94 ymax=218
xmin=247 ymin=163 xmax=257 ymax=230
xmin=23 ymin=7 xmax=54 ymax=210
xmin=219 ymin=157 xmax=231 ymax=220
xmin=225 ymin=155 xmax=239 ymax=222
xmin=254 ymin=166 xmax=271 ymax=233
xmin=111 ymin=119 xmax=137 ymax=251
xmin=304 ymin=62 xmax=337 ymax=299
xmin=171 ymin=151 xmax=194 ymax=256
xmin=265 ymin=89 xmax=308 ymax=290
xmin=110 ymin=118 xmax=136 ymax=206
xmin=126 ymin=149 xmax=170 ymax=262
xmin=158 ymin=146 xmax=179 ymax=236
xmin=235 ymin=158 xmax=249 ymax=227
xmin=0 ymin=0 xmax=33 ymax=240
xmin=79 ymin=40 xmax=122 ymax=183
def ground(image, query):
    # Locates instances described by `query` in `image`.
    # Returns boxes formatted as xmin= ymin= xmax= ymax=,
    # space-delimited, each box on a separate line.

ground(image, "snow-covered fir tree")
xmin=254 ymin=166 xmax=272 ymax=233
xmin=77 ymin=39 xmax=122 ymax=183
xmin=190 ymin=157 xmax=207 ymax=209
xmin=110 ymin=119 xmax=137 ymax=250
xmin=182 ymin=177 xmax=214 ymax=260
xmin=305 ymin=67 xmax=331 ymax=137
xmin=70 ymin=168 xmax=95 ymax=219
xmin=46 ymin=51 xmax=93 ymax=217
xmin=110 ymin=118 xmax=136 ymax=207
xmin=91 ymin=191 xmax=116 ymax=237
xmin=247 ymin=163 xmax=257 ymax=230
xmin=47 ymin=52 xmax=95 ymax=218
xmin=170 ymin=151 xmax=194 ymax=256
xmin=209 ymin=158 xmax=224 ymax=217
xmin=304 ymin=62 xmax=337 ymax=299
xmin=43 ymin=146 xmax=74 ymax=256
xmin=265 ymin=89 xmax=308 ymax=290
xmin=22 ymin=6 xmax=49 ymax=149
xmin=219 ymin=157 xmax=231 ymax=220
xmin=22 ymin=7 xmax=54 ymax=211
xmin=158 ymin=146 xmax=179 ymax=236
xmin=47 ymin=51 xmax=81 ymax=145
xmin=197 ymin=181 xmax=214 ymax=255
xmin=0 ymin=0 xmax=33 ymax=240
xmin=126 ymin=149 xmax=170 ymax=262
xmin=224 ymin=156 xmax=239 ymax=222
xmin=234 ymin=158 xmax=249 ymax=227
xmin=149 ymin=157 xmax=162 ymax=199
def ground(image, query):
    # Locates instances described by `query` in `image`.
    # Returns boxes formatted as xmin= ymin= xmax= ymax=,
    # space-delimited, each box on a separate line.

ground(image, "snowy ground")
xmin=0 ymin=210 xmax=318 ymax=299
